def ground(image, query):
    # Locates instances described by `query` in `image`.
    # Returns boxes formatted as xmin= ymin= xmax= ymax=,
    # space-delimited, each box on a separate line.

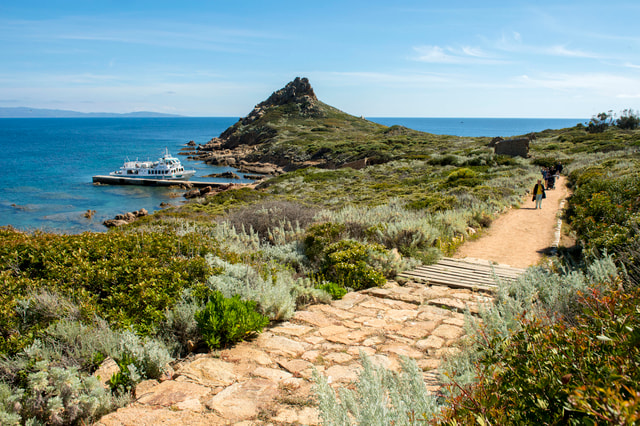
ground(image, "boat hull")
xmin=109 ymin=170 xmax=196 ymax=180
xmin=93 ymin=175 xmax=232 ymax=188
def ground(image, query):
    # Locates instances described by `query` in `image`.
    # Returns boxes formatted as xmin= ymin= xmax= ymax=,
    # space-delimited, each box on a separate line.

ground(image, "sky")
xmin=1 ymin=0 xmax=639 ymax=118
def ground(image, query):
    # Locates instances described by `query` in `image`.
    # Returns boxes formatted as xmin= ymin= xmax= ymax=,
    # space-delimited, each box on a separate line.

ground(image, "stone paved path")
xmin=97 ymin=280 xmax=492 ymax=425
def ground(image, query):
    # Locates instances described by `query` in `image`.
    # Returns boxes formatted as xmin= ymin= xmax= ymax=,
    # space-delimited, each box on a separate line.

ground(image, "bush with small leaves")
xmin=195 ymin=291 xmax=269 ymax=349
xmin=320 ymin=240 xmax=387 ymax=291
xmin=313 ymin=352 xmax=440 ymax=425
xmin=3 ymin=361 xmax=115 ymax=426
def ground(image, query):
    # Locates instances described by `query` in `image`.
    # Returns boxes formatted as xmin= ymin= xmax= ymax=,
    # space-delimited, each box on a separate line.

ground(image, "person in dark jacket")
xmin=532 ymin=179 xmax=546 ymax=209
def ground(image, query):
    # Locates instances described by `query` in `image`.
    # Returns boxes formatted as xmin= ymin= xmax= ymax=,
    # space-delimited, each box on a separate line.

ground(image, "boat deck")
xmin=92 ymin=175 xmax=230 ymax=188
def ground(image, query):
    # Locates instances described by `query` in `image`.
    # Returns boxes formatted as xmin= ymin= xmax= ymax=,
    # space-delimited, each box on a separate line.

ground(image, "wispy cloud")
xmin=515 ymin=72 xmax=640 ymax=97
xmin=318 ymin=71 xmax=454 ymax=86
xmin=0 ymin=17 xmax=283 ymax=53
xmin=544 ymin=45 xmax=602 ymax=59
xmin=412 ymin=45 xmax=504 ymax=64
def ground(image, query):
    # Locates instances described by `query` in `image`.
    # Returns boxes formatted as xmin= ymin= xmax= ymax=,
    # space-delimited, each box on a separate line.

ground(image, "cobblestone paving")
xmin=98 ymin=280 xmax=492 ymax=425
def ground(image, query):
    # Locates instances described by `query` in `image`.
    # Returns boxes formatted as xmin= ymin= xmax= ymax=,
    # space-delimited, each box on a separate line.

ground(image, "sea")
xmin=0 ymin=116 xmax=584 ymax=233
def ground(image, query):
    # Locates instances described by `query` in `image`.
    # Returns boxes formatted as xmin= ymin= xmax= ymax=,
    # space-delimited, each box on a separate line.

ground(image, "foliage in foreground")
xmin=566 ymin=164 xmax=640 ymax=255
xmin=313 ymin=352 xmax=439 ymax=426
xmin=195 ymin=291 xmax=269 ymax=349
xmin=439 ymin=280 xmax=640 ymax=425
xmin=0 ymin=228 xmax=213 ymax=355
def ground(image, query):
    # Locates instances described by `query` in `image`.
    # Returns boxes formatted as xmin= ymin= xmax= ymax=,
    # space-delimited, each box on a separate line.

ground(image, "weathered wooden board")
xmin=398 ymin=257 xmax=526 ymax=293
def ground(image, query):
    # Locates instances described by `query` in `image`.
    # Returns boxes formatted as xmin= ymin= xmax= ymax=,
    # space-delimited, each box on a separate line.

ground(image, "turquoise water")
xmin=0 ymin=117 xmax=583 ymax=233
xmin=0 ymin=117 xmax=239 ymax=233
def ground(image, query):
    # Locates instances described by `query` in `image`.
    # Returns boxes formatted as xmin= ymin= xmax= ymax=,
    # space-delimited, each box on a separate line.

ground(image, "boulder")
xmin=93 ymin=357 xmax=120 ymax=388
xmin=103 ymin=219 xmax=130 ymax=228
xmin=183 ymin=188 xmax=202 ymax=199
xmin=104 ymin=208 xmax=148 ymax=227
xmin=203 ymin=171 xmax=240 ymax=179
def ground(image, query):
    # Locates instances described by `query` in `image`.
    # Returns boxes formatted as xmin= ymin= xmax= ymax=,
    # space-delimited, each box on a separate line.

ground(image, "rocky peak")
xmin=235 ymin=77 xmax=320 ymax=128
xmin=258 ymin=77 xmax=317 ymax=109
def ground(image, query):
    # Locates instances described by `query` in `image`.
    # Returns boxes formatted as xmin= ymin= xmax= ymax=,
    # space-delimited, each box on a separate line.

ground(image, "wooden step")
xmin=398 ymin=257 xmax=526 ymax=293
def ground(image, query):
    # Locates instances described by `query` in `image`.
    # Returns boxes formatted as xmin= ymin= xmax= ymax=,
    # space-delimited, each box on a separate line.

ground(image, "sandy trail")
xmin=454 ymin=176 xmax=569 ymax=268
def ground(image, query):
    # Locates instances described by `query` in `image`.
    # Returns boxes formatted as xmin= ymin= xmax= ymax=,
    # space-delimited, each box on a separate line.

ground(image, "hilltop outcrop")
xmin=188 ymin=77 xmax=385 ymax=173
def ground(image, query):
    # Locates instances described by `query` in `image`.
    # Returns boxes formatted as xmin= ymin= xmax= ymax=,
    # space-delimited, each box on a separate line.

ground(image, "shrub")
xmin=224 ymin=200 xmax=316 ymax=243
xmin=303 ymin=222 xmax=346 ymax=264
xmin=313 ymin=352 xmax=440 ymax=425
xmin=440 ymin=284 xmax=640 ymax=425
xmin=194 ymin=291 xmax=269 ymax=349
xmin=316 ymin=281 xmax=347 ymax=300
xmin=205 ymin=255 xmax=297 ymax=321
xmin=320 ymin=240 xmax=387 ymax=291
xmin=566 ymin=171 xmax=640 ymax=254
xmin=159 ymin=291 xmax=204 ymax=355
xmin=1 ymin=361 xmax=115 ymax=426
xmin=446 ymin=167 xmax=478 ymax=181
xmin=616 ymin=108 xmax=640 ymax=130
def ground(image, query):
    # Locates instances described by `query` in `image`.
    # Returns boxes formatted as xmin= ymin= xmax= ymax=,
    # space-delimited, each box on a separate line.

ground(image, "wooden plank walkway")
xmin=398 ymin=257 xmax=526 ymax=293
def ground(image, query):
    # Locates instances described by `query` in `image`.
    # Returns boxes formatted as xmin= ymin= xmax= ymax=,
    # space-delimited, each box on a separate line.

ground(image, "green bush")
xmin=303 ymin=222 xmax=346 ymax=263
xmin=446 ymin=167 xmax=478 ymax=181
xmin=195 ymin=291 xmax=269 ymax=349
xmin=317 ymin=281 xmax=347 ymax=299
xmin=320 ymin=240 xmax=387 ymax=291
xmin=0 ymin=228 xmax=214 ymax=355
xmin=439 ymin=285 xmax=640 ymax=425
xmin=566 ymin=171 xmax=640 ymax=254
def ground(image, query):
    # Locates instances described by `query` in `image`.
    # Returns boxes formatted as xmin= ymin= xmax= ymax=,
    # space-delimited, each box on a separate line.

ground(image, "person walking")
xmin=532 ymin=179 xmax=546 ymax=209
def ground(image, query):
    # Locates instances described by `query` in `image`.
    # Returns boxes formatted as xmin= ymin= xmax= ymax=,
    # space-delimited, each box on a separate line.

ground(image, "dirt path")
xmin=96 ymin=178 xmax=570 ymax=425
xmin=454 ymin=176 xmax=569 ymax=268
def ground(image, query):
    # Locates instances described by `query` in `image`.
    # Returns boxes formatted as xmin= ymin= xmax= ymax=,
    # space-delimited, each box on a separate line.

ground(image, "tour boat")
xmin=109 ymin=148 xmax=196 ymax=180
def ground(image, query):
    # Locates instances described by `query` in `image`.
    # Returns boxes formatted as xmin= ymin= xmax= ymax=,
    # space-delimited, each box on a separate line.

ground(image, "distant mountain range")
xmin=0 ymin=107 xmax=182 ymax=118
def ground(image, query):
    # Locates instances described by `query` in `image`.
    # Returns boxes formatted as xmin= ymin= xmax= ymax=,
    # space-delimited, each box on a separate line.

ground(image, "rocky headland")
xmin=185 ymin=77 xmax=385 ymax=174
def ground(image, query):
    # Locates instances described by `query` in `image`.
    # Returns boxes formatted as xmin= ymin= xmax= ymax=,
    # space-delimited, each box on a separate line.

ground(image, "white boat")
xmin=109 ymin=148 xmax=196 ymax=180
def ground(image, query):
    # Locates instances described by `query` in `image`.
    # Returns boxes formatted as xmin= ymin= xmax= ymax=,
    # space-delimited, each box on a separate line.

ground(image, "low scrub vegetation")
xmin=313 ymin=118 xmax=640 ymax=424
xmin=2 ymin=109 xmax=639 ymax=423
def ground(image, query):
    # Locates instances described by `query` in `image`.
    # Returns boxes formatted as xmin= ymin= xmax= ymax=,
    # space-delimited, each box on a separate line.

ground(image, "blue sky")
xmin=1 ymin=1 xmax=639 ymax=117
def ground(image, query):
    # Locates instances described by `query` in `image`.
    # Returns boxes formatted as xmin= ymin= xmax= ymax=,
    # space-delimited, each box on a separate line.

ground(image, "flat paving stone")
xmin=205 ymin=378 xmax=279 ymax=422
xmin=432 ymin=324 xmax=465 ymax=341
xmin=293 ymin=310 xmax=337 ymax=327
xmin=257 ymin=334 xmax=309 ymax=357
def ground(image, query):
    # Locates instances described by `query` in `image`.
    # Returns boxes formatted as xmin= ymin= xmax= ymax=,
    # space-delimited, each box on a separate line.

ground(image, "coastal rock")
xmin=203 ymin=171 xmax=240 ymax=179
xmin=93 ymin=357 xmax=120 ymax=388
xmin=237 ymin=162 xmax=282 ymax=175
xmin=103 ymin=219 xmax=130 ymax=228
xmin=243 ymin=174 xmax=265 ymax=180
xmin=103 ymin=208 xmax=149 ymax=227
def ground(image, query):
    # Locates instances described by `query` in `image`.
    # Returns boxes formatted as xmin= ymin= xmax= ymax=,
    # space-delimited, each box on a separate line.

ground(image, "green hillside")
xmin=1 ymin=76 xmax=639 ymax=424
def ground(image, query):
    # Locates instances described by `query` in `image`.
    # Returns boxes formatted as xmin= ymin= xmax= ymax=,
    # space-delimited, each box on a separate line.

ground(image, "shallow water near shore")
xmin=0 ymin=117 xmax=240 ymax=233
xmin=0 ymin=116 xmax=584 ymax=233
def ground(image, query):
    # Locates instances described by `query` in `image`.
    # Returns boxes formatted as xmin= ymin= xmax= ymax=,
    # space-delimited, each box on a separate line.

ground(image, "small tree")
xmin=587 ymin=111 xmax=612 ymax=133
xmin=615 ymin=108 xmax=640 ymax=130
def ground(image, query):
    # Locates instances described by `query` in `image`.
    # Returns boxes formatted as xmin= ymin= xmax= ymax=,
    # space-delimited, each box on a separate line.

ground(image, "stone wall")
xmin=494 ymin=137 xmax=530 ymax=157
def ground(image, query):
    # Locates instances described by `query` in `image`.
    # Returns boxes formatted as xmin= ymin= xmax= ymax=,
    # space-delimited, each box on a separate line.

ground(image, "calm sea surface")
xmin=0 ymin=117 xmax=584 ymax=233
